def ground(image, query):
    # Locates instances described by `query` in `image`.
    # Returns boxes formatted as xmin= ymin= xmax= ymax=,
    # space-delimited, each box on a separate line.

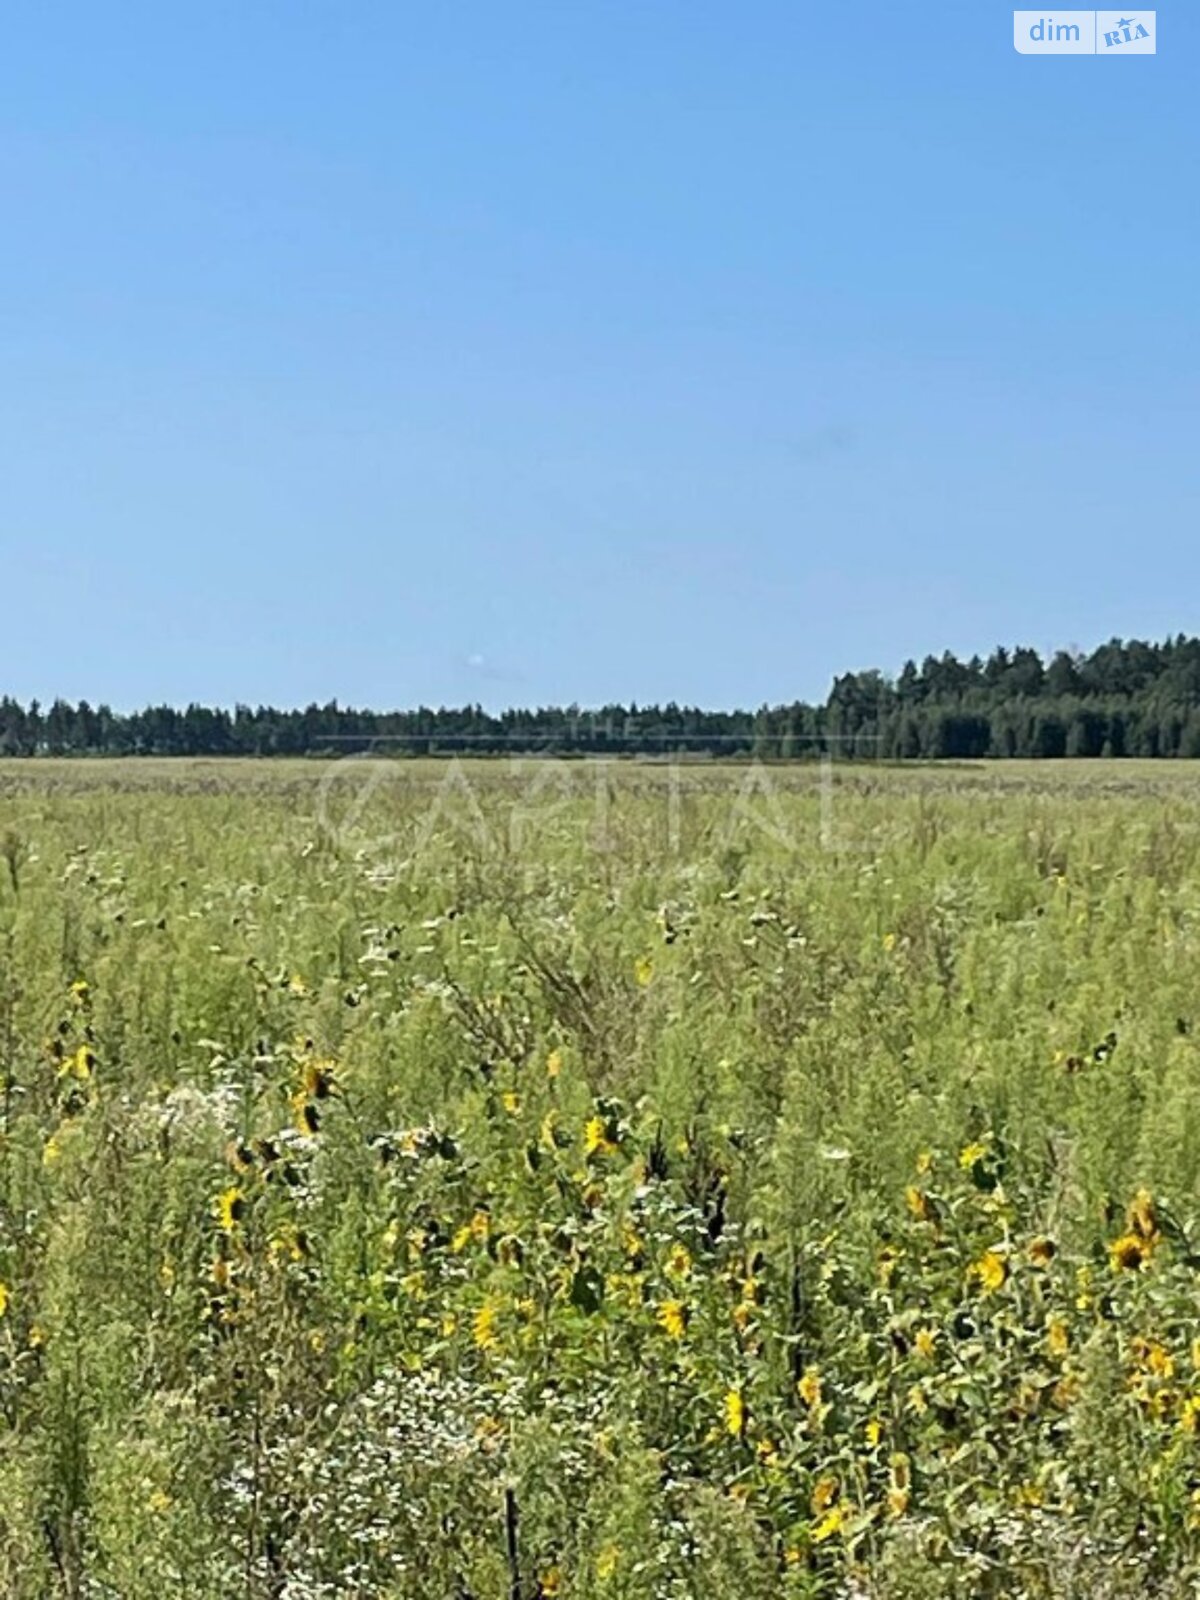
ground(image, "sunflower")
xmin=1130 ymin=1336 xmax=1174 ymax=1379
xmin=1109 ymin=1232 xmax=1151 ymax=1272
xmin=968 ymin=1249 xmax=1008 ymax=1294
xmin=472 ymin=1298 xmax=501 ymax=1351
xmin=302 ymin=1059 xmax=336 ymax=1100
xmin=810 ymin=1474 xmax=839 ymax=1515
xmin=810 ymin=1507 xmax=844 ymax=1544
xmin=226 ymin=1141 xmax=255 ymax=1174
xmin=656 ymin=1299 xmax=687 ymax=1340
xmin=290 ymin=1091 xmax=320 ymax=1136
xmin=665 ymin=1243 xmax=693 ymax=1279
xmin=877 ymin=1246 xmax=901 ymax=1286
xmin=797 ymin=1366 xmax=822 ymax=1408
xmin=268 ymin=1226 xmax=308 ymax=1265
xmin=69 ymin=1045 xmax=94 ymax=1081
xmin=1046 ymin=1317 xmax=1070 ymax=1359
xmin=1028 ymin=1236 xmax=1057 ymax=1268
xmin=583 ymin=1116 xmax=617 ymax=1157
xmin=887 ymin=1453 xmax=912 ymax=1518
xmin=216 ymin=1187 xmax=246 ymax=1233
xmin=724 ymin=1388 xmax=745 ymax=1438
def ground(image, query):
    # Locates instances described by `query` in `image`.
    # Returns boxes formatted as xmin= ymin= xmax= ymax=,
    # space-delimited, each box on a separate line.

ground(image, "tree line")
xmin=6 ymin=636 xmax=1200 ymax=759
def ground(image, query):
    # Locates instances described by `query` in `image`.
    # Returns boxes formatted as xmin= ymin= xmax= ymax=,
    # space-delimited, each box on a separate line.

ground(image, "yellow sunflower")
xmin=1028 ymin=1236 xmax=1057 ymax=1268
xmin=656 ymin=1299 xmax=687 ymax=1340
xmin=1109 ymin=1232 xmax=1151 ymax=1272
xmin=797 ymin=1366 xmax=822 ymax=1408
xmin=968 ymin=1249 xmax=1007 ymax=1294
xmin=724 ymin=1388 xmax=745 ymax=1439
xmin=216 ymin=1187 xmax=246 ymax=1233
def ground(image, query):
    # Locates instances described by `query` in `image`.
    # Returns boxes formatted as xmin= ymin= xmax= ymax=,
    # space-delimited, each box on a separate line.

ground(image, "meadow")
xmin=3 ymin=756 xmax=1200 ymax=1597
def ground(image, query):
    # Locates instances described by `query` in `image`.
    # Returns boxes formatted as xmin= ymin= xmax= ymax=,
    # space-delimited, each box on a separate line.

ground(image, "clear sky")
xmin=1 ymin=3 xmax=1195 ymax=711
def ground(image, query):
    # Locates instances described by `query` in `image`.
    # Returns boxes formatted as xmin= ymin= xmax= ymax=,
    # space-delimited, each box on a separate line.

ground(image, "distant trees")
xmin=7 ymin=637 xmax=1200 ymax=758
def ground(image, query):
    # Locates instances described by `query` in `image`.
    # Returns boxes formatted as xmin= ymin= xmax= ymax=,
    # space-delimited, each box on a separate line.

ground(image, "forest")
xmin=6 ymin=636 xmax=1200 ymax=759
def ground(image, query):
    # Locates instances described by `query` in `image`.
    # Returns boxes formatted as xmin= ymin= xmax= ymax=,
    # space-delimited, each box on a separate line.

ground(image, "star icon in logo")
xmin=1115 ymin=16 xmax=1136 ymax=26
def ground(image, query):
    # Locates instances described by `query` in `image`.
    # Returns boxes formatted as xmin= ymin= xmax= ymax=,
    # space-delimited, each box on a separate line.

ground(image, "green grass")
xmin=2 ymin=758 xmax=1200 ymax=1597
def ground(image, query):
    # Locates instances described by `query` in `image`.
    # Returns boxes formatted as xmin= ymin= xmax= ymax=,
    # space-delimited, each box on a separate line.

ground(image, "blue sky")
xmin=1 ymin=3 xmax=1195 ymax=711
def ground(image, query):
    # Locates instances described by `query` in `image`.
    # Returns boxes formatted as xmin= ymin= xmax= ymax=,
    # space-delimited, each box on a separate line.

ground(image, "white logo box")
xmin=1014 ymin=11 xmax=1156 ymax=53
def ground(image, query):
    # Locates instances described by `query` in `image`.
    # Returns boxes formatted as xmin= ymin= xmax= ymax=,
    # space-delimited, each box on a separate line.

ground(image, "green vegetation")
xmin=3 ymin=757 xmax=1200 ymax=1596
xmin=8 ymin=635 xmax=1200 ymax=757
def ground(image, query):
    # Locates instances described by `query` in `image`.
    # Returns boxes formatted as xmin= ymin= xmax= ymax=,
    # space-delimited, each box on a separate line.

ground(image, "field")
xmin=3 ymin=756 xmax=1200 ymax=1598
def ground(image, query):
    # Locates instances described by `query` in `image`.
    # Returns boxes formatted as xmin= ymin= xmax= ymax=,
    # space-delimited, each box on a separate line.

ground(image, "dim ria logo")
xmin=1014 ymin=11 xmax=1156 ymax=53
